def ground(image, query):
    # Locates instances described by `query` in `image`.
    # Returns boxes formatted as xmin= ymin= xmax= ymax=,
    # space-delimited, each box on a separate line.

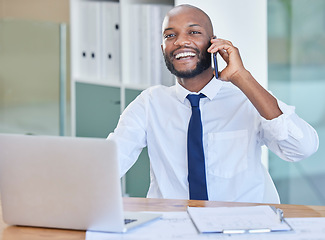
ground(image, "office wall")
xmin=0 ymin=0 xmax=69 ymax=23
xmin=0 ymin=0 xmax=70 ymax=135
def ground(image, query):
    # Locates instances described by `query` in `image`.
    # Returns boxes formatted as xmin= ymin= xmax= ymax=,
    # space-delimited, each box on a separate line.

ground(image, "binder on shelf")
xmin=101 ymin=1 xmax=120 ymax=84
xmin=141 ymin=5 xmax=151 ymax=86
xmin=72 ymin=0 xmax=175 ymax=87
xmin=77 ymin=0 xmax=101 ymax=80
xmin=145 ymin=4 xmax=174 ymax=87
xmin=158 ymin=5 xmax=175 ymax=86
xmin=149 ymin=5 xmax=162 ymax=86
xmin=128 ymin=4 xmax=142 ymax=86
xmin=127 ymin=4 xmax=173 ymax=87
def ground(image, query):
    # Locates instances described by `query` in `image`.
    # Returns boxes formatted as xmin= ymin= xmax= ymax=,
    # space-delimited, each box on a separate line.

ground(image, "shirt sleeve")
xmin=107 ymin=91 xmax=147 ymax=177
xmin=260 ymin=99 xmax=319 ymax=162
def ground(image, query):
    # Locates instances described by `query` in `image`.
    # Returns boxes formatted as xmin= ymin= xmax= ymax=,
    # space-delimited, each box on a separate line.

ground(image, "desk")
xmin=1 ymin=197 xmax=325 ymax=240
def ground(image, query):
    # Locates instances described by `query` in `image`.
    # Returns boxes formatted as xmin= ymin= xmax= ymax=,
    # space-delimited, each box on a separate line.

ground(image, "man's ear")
xmin=161 ymin=44 xmax=163 ymax=52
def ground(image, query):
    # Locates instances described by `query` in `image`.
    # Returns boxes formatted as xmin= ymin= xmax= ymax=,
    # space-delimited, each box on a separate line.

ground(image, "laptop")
xmin=0 ymin=134 xmax=161 ymax=233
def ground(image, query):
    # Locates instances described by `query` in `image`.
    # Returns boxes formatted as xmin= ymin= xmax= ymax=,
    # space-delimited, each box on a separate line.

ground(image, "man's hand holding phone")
xmin=208 ymin=37 xmax=247 ymax=84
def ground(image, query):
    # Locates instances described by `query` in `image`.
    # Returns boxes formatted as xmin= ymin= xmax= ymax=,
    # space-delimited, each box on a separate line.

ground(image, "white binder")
xmin=148 ymin=5 xmax=162 ymax=86
xmin=78 ymin=0 xmax=101 ymax=80
xmin=129 ymin=4 xmax=173 ymax=87
xmin=158 ymin=5 xmax=175 ymax=86
xmin=127 ymin=4 xmax=142 ymax=86
xmin=101 ymin=1 xmax=120 ymax=83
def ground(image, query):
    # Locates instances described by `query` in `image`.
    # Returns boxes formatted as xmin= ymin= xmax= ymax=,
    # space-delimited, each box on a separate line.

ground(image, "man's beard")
xmin=163 ymin=45 xmax=211 ymax=79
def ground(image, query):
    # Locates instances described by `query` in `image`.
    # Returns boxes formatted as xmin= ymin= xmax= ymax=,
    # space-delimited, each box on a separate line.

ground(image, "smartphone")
xmin=212 ymin=36 xmax=219 ymax=79
xmin=213 ymin=53 xmax=218 ymax=79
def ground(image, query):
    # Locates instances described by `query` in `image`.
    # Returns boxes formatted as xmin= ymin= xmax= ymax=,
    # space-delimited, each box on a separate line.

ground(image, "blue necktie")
xmin=186 ymin=93 xmax=208 ymax=200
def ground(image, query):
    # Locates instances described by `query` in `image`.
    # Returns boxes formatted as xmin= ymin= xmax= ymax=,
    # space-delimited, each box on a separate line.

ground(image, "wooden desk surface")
xmin=1 ymin=197 xmax=325 ymax=240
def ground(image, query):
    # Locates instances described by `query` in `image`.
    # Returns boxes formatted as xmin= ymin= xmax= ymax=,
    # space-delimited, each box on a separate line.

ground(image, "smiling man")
xmin=108 ymin=4 xmax=318 ymax=203
xmin=162 ymin=5 xmax=214 ymax=87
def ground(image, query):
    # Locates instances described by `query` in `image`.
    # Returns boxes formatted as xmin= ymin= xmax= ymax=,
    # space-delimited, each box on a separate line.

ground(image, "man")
xmin=108 ymin=4 xmax=318 ymax=203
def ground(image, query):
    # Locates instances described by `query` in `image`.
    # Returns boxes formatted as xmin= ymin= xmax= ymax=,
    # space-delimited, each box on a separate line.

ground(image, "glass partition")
xmin=0 ymin=19 xmax=67 ymax=136
xmin=268 ymin=0 xmax=325 ymax=205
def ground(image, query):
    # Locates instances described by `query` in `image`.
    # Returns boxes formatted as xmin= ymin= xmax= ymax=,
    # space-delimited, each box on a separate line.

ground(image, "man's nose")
xmin=174 ymin=35 xmax=191 ymax=46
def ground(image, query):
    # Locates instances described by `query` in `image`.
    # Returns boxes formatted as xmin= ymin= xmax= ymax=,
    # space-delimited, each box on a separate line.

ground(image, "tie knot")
xmin=187 ymin=93 xmax=205 ymax=107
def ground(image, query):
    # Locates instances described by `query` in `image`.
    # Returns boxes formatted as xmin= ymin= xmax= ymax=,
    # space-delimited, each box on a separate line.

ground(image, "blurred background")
xmin=268 ymin=0 xmax=325 ymax=205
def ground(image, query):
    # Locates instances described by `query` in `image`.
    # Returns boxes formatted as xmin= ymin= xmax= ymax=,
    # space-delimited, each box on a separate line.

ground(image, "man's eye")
xmin=164 ymin=34 xmax=175 ymax=39
xmin=190 ymin=31 xmax=201 ymax=34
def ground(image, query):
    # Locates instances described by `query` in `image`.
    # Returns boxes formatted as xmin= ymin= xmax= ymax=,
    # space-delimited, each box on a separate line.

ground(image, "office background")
xmin=0 ymin=0 xmax=324 ymax=205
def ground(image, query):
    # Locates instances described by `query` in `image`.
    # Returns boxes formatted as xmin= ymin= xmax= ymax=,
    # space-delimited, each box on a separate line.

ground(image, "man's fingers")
xmin=208 ymin=39 xmax=234 ymax=55
xmin=218 ymin=48 xmax=229 ymax=63
xmin=208 ymin=43 xmax=234 ymax=63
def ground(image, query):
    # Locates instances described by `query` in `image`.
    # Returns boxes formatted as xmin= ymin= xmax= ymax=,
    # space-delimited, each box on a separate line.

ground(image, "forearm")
xmin=209 ymin=38 xmax=282 ymax=120
xmin=262 ymin=110 xmax=319 ymax=162
xmin=107 ymin=94 xmax=147 ymax=177
xmin=231 ymin=70 xmax=283 ymax=120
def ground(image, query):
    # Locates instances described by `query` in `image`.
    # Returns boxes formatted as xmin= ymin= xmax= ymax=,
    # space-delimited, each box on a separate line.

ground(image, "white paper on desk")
xmin=285 ymin=217 xmax=325 ymax=236
xmin=86 ymin=213 xmax=325 ymax=240
xmin=86 ymin=212 xmax=207 ymax=240
xmin=228 ymin=217 xmax=325 ymax=240
xmin=187 ymin=205 xmax=291 ymax=233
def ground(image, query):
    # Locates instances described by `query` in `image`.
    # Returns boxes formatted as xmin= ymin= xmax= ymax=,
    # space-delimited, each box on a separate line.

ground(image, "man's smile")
xmin=171 ymin=47 xmax=199 ymax=62
xmin=175 ymin=51 xmax=196 ymax=60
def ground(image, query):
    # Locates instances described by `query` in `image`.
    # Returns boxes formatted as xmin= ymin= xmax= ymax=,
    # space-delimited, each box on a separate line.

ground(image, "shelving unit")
xmin=70 ymin=0 xmax=174 ymax=197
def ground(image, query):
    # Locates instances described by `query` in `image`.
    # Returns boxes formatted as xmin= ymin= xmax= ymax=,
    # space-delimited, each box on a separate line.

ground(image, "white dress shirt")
xmin=108 ymin=79 xmax=319 ymax=203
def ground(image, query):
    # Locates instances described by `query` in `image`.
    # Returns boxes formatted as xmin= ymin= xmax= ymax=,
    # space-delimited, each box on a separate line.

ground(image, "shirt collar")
xmin=175 ymin=78 xmax=223 ymax=103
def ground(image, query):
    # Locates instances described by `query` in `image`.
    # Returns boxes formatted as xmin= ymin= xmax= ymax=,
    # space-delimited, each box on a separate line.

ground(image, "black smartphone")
xmin=212 ymin=36 xmax=218 ymax=79
xmin=213 ymin=53 xmax=218 ymax=79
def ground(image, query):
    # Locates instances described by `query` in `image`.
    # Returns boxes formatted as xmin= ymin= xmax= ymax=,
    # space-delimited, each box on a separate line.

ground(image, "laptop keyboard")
xmin=124 ymin=218 xmax=137 ymax=225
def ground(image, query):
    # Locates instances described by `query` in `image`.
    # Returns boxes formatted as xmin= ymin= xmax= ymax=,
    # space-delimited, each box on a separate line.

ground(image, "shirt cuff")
xmin=261 ymin=99 xmax=304 ymax=141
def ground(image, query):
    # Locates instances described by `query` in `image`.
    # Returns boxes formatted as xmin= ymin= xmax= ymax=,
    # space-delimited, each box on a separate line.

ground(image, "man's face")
xmin=161 ymin=8 xmax=212 ymax=78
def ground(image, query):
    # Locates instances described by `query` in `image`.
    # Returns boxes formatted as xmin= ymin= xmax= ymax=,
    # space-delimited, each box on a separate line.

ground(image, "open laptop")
xmin=0 ymin=134 xmax=161 ymax=233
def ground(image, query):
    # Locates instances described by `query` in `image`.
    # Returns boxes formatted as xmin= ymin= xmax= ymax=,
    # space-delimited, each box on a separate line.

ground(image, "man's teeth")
xmin=175 ymin=52 xmax=196 ymax=59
